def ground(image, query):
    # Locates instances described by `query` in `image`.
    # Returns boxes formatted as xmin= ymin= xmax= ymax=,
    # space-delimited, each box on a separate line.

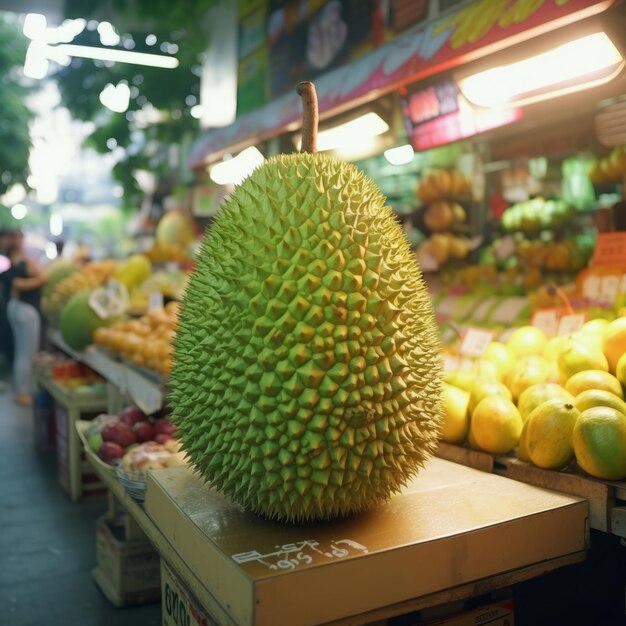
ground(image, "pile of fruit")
xmin=44 ymin=260 xmax=119 ymax=326
xmin=146 ymin=210 xmax=197 ymax=265
xmin=588 ymin=145 xmax=626 ymax=185
xmin=415 ymin=169 xmax=473 ymax=268
xmin=93 ymin=302 xmax=179 ymax=376
xmin=85 ymin=405 xmax=178 ymax=465
xmin=416 ymin=169 xmax=472 ymax=204
xmin=441 ymin=316 xmax=626 ymax=480
xmin=34 ymin=354 xmax=107 ymax=395
xmin=119 ymin=439 xmax=187 ymax=476
xmin=500 ymin=198 xmax=573 ymax=234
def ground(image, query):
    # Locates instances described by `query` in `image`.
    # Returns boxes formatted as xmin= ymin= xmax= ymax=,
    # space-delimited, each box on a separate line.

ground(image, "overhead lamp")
xmin=384 ymin=144 xmax=414 ymax=165
xmin=294 ymin=112 xmax=389 ymax=152
xmin=209 ymin=147 xmax=265 ymax=186
xmin=458 ymin=32 xmax=624 ymax=109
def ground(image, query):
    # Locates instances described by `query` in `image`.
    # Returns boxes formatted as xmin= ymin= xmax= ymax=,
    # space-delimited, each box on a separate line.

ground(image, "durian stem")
xmin=296 ymin=81 xmax=318 ymax=154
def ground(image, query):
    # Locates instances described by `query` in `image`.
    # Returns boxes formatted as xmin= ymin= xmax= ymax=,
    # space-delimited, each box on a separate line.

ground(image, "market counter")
xmin=142 ymin=458 xmax=588 ymax=626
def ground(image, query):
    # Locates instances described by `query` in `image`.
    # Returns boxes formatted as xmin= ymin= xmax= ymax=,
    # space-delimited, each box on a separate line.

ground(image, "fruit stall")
xmin=29 ymin=1 xmax=626 ymax=625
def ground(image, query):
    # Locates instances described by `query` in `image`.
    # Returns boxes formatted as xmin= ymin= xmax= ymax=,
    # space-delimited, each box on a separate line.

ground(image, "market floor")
xmin=0 ymin=379 xmax=161 ymax=626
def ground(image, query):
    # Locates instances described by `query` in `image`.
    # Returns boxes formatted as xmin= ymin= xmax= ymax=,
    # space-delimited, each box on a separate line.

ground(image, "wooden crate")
xmin=55 ymin=400 xmax=107 ymax=501
xmin=435 ymin=442 xmax=499 ymax=473
xmin=495 ymin=457 xmax=626 ymax=536
xmin=93 ymin=515 xmax=161 ymax=607
xmin=436 ymin=444 xmax=626 ymax=539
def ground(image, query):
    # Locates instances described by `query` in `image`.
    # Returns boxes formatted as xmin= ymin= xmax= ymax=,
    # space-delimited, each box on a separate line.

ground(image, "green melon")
xmin=169 ymin=83 xmax=442 ymax=522
xmin=59 ymin=290 xmax=109 ymax=351
xmin=43 ymin=260 xmax=76 ymax=297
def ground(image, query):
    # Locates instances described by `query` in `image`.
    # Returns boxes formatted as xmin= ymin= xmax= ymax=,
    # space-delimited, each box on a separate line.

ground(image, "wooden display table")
xmin=142 ymin=458 xmax=587 ymax=626
xmin=47 ymin=329 xmax=165 ymax=415
xmin=34 ymin=372 xmax=108 ymax=501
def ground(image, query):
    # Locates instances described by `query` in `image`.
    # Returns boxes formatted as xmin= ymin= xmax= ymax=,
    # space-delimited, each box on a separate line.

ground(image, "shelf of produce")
xmin=34 ymin=371 xmax=108 ymax=502
xmin=47 ymin=329 xmax=166 ymax=414
xmin=436 ymin=442 xmax=626 ymax=538
xmin=495 ymin=457 xmax=626 ymax=538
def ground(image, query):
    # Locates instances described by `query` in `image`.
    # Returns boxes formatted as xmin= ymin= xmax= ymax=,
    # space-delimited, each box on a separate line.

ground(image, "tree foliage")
xmin=57 ymin=0 xmax=219 ymax=206
xmin=0 ymin=16 xmax=33 ymax=197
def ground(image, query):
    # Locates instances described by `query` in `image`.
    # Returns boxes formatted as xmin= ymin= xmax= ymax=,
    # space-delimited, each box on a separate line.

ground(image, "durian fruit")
xmin=170 ymin=82 xmax=442 ymax=523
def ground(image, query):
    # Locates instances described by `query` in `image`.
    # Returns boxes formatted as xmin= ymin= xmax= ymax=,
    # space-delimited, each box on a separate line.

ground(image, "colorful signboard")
xmin=401 ymin=80 xmax=523 ymax=151
xmin=190 ymin=0 xmax=614 ymax=168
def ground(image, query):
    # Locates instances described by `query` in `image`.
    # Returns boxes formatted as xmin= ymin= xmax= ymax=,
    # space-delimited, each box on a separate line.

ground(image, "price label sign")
xmin=125 ymin=367 xmax=163 ymax=414
xmin=599 ymin=275 xmax=620 ymax=301
xmin=557 ymin=313 xmax=586 ymax=336
xmin=149 ymin=292 xmax=164 ymax=311
xmin=459 ymin=327 xmax=494 ymax=357
xmin=591 ymin=232 xmax=626 ymax=266
xmin=531 ymin=309 xmax=561 ymax=337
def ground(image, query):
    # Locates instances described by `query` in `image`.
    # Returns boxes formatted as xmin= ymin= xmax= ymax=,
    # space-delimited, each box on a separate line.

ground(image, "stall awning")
xmin=189 ymin=0 xmax=615 ymax=170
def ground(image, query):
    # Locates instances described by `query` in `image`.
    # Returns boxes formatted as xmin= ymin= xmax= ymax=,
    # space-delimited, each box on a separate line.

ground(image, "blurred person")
xmin=0 ymin=229 xmax=48 ymax=405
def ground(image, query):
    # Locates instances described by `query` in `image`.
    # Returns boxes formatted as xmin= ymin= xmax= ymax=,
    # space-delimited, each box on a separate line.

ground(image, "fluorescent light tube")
xmin=384 ymin=144 xmax=414 ymax=165
xmin=54 ymin=43 xmax=179 ymax=68
xmin=459 ymin=32 xmax=624 ymax=108
xmin=295 ymin=112 xmax=389 ymax=151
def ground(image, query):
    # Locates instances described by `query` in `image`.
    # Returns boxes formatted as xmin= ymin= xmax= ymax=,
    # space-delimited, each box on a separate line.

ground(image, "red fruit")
xmin=101 ymin=422 xmax=138 ymax=448
xmin=154 ymin=418 xmax=177 ymax=437
xmin=154 ymin=433 xmax=174 ymax=444
xmin=98 ymin=441 xmax=125 ymax=464
xmin=133 ymin=421 xmax=156 ymax=443
xmin=119 ymin=406 xmax=147 ymax=427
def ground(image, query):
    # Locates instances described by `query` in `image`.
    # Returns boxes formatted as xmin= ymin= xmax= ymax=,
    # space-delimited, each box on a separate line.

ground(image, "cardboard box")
xmin=145 ymin=459 xmax=586 ymax=626
xmin=93 ymin=516 xmax=161 ymax=607
xmin=161 ymin=559 xmax=217 ymax=626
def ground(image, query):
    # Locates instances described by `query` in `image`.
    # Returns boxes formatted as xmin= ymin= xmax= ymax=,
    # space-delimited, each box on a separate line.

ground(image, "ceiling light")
xmin=458 ymin=32 xmax=624 ymax=109
xmin=295 ymin=112 xmax=389 ymax=152
xmin=54 ymin=43 xmax=179 ymax=68
xmin=209 ymin=147 xmax=264 ymax=186
xmin=384 ymin=144 xmax=414 ymax=165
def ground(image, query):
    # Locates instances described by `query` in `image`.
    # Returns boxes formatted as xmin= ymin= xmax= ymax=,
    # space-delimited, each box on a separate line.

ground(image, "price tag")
xmin=591 ymin=232 xmax=626 ymax=266
xmin=494 ymin=236 xmax=515 ymax=260
xmin=557 ymin=313 xmax=586 ymax=336
xmin=472 ymin=297 xmax=498 ymax=323
xmin=149 ymin=292 xmax=164 ymax=311
xmin=532 ymin=309 xmax=560 ymax=337
xmin=459 ymin=327 xmax=494 ymax=357
xmin=600 ymin=275 xmax=620 ymax=301
xmin=125 ymin=367 xmax=163 ymax=414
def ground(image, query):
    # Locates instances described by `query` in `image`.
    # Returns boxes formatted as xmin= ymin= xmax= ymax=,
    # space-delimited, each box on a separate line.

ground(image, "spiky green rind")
xmin=169 ymin=153 xmax=442 ymax=522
